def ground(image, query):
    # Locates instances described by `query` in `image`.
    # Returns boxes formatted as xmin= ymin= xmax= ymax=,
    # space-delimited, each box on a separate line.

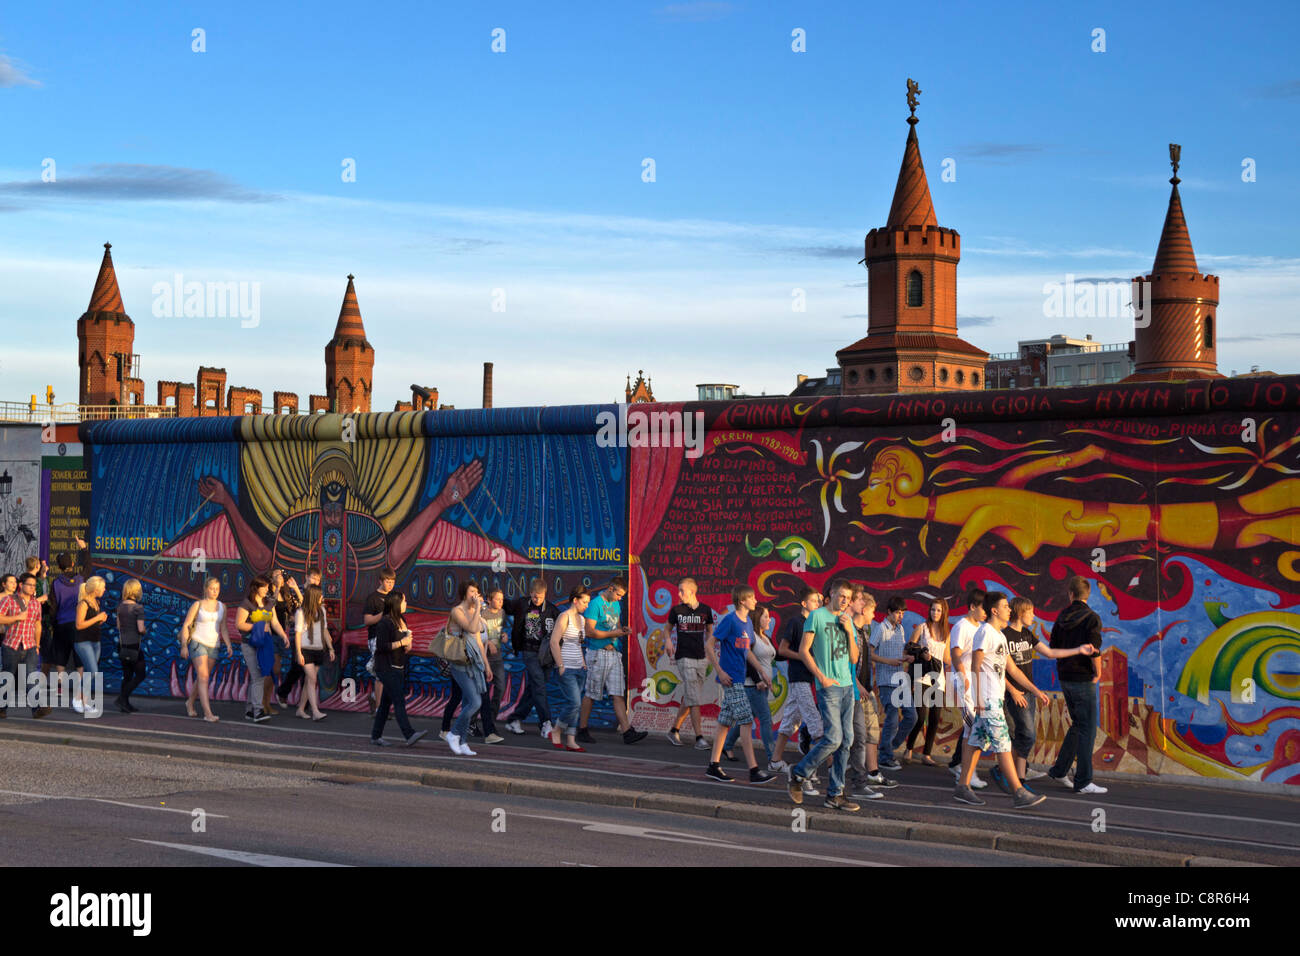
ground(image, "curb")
xmin=0 ymin=726 xmax=1272 ymax=867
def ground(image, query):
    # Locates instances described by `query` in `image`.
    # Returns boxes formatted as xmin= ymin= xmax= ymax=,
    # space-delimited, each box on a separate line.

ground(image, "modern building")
xmin=836 ymin=86 xmax=989 ymax=396
xmin=789 ymin=368 xmax=843 ymax=397
xmin=987 ymin=334 xmax=1134 ymax=389
xmin=696 ymin=383 xmax=739 ymax=401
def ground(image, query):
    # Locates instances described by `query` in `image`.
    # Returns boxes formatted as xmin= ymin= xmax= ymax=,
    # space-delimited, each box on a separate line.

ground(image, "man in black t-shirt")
xmin=361 ymin=567 xmax=400 ymax=712
xmin=505 ymin=579 xmax=560 ymax=736
xmin=665 ymin=578 xmax=715 ymax=749
xmin=770 ymin=587 xmax=824 ymax=787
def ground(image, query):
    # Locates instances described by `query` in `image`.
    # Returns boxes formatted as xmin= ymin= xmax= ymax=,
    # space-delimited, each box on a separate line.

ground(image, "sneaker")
xmin=749 ymin=767 xmax=778 ymax=785
xmin=694 ymin=736 xmax=710 ymax=750
xmin=484 ymin=733 xmax=505 ymax=744
xmin=1023 ymin=767 xmax=1046 ymax=780
xmin=970 ymin=772 xmax=988 ymax=790
xmin=865 ymin=771 xmax=899 ymax=789
xmin=953 ymin=785 xmax=986 ymax=806
xmin=252 ymin=709 xmax=271 ymax=722
xmin=787 ymin=771 xmax=804 ymax=805
xmin=576 ymin=728 xmax=596 ymax=744
xmin=438 ymin=730 xmax=448 ymax=741
xmin=506 ymin=720 xmax=525 ymax=735
xmin=276 ymin=694 xmax=290 ymax=709
xmin=72 ymin=698 xmax=85 ymax=714
xmin=446 ymin=733 xmax=463 ymax=754
xmin=1050 ymin=772 xmax=1075 ymax=790
xmin=370 ymin=737 xmax=390 ymax=747
xmin=540 ymin=720 xmax=553 ymax=738
xmin=706 ymin=764 xmax=733 ymax=782
xmin=852 ymin=784 xmax=885 ymax=800
xmin=767 ymin=759 xmax=789 ymax=773
xmin=1013 ymin=787 xmax=1047 ymax=809
xmin=950 ymin=763 xmax=963 ymax=778
xmin=1076 ymin=782 xmax=1108 ymax=795
xmin=622 ymin=728 xmax=648 ymax=744
xmin=988 ymin=766 xmax=1014 ymax=795
xmin=801 ymin=778 xmax=820 ymax=796
xmin=808 ymin=771 xmax=820 ymax=785
xmin=824 ymin=794 xmax=861 ymax=812
xmin=404 ymin=729 xmax=428 ymax=747
xmin=666 ymin=729 xmax=683 ymax=747
xmin=244 ymin=711 xmax=255 ymax=721
xmin=878 ymin=757 xmax=902 ymax=771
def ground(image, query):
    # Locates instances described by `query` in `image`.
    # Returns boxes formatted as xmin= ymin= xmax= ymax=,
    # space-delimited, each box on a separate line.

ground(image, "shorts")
xmin=715 ymin=684 xmax=753 ymax=728
xmin=679 ymin=657 xmax=709 ymax=706
xmin=189 ymin=641 xmax=219 ymax=661
xmin=859 ymin=692 xmax=882 ymax=747
xmin=583 ymin=646 xmax=625 ymax=699
xmin=300 ymin=647 xmax=327 ymax=667
xmin=968 ymin=697 xmax=1012 ymax=754
xmin=781 ymin=681 xmax=823 ymax=739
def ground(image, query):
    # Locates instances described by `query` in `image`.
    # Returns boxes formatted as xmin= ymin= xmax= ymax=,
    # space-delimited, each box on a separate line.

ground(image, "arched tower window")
xmin=1204 ymin=314 xmax=1214 ymax=349
xmin=906 ymin=270 xmax=924 ymax=308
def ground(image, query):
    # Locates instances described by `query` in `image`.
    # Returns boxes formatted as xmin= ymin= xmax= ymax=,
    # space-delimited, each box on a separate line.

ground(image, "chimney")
xmin=482 ymin=362 xmax=494 ymax=409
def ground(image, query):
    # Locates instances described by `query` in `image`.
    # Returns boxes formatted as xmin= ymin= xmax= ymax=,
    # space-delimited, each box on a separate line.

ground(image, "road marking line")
xmin=0 ymin=788 xmax=229 ymax=818
xmin=132 ymin=840 xmax=348 ymax=866
xmin=508 ymin=811 xmax=894 ymax=866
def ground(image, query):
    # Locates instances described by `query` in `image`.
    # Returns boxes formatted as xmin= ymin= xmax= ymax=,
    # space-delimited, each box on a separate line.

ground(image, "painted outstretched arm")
xmin=999 ymin=445 xmax=1108 ymax=489
xmin=387 ymin=461 xmax=485 ymax=570
xmin=197 ymin=476 xmax=272 ymax=574
xmin=928 ymin=504 xmax=1003 ymax=587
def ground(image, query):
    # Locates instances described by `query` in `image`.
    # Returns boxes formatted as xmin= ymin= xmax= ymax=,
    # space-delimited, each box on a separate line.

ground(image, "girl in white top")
xmin=292 ymin=584 xmax=335 ymax=721
xmin=905 ymin=598 xmax=952 ymax=765
xmin=180 ymin=577 xmax=235 ymax=721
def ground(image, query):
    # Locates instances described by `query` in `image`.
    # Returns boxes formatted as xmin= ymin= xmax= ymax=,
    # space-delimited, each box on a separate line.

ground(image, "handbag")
xmin=430 ymin=624 xmax=467 ymax=664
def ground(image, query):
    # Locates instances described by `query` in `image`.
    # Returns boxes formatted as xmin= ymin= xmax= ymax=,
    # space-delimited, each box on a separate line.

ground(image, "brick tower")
xmin=77 ymin=243 xmax=141 ymax=406
xmin=838 ymin=81 xmax=987 ymax=395
xmin=325 ymin=274 xmax=374 ymax=413
xmin=1125 ymin=145 xmax=1221 ymax=382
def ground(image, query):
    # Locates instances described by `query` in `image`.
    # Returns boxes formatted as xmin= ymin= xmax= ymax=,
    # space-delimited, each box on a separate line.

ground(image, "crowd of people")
xmin=0 ymin=542 xmax=1111 ymax=812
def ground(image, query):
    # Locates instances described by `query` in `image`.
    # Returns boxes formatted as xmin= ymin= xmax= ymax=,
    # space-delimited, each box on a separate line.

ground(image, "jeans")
xmin=552 ymin=667 xmax=586 ymax=732
xmin=1005 ymin=693 xmax=1037 ymax=759
xmin=879 ymin=675 xmax=916 ymax=756
xmin=723 ymin=685 xmax=776 ymax=758
xmin=515 ymin=650 xmax=551 ymax=725
xmin=1 ymin=645 xmax=40 ymax=714
xmin=485 ymin=657 xmax=505 ymax=728
xmin=241 ymin=643 xmax=265 ymax=713
xmin=448 ymin=663 xmax=483 ymax=739
xmin=849 ymin=698 xmax=868 ymax=780
xmin=442 ymin=667 xmax=497 ymax=736
xmin=370 ymin=665 xmax=415 ymax=740
xmin=1050 ymin=681 xmax=1097 ymax=789
xmin=792 ymin=684 xmax=854 ymax=798
xmin=73 ymin=640 xmax=100 ymax=676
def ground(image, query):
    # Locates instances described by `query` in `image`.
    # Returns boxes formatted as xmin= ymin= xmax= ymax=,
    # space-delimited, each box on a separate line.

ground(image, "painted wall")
xmin=628 ymin=378 xmax=1300 ymax=787
xmin=0 ymin=424 xmax=42 ymax=576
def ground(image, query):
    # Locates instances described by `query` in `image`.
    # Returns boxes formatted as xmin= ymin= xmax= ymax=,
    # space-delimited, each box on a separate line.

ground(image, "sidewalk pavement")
xmin=1 ymin=699 xmax=1296 ymax=866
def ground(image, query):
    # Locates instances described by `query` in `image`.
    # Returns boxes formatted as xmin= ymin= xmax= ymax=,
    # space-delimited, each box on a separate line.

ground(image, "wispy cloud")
xmin=0 ymin=54 xmax=39 ymax=88
xmin=840 ymin=313 xmax=869 ymax=319
xmin=1219 ymin=331 xmax=1300 ymax=343
xmin=656 ymin=2 xmax=736 ymax=22
xmin=0 ymin=164 xmax=278 ymax=203
xmin=786 ymin=244 xmax=859 ymax=259
xmin=961 ymin=143 xmax=1044 ymax=163
xmin=957 ymin=314 xmax=997 ymax=326
xmin=1253 ymin=79 xmax=1300 ymax=99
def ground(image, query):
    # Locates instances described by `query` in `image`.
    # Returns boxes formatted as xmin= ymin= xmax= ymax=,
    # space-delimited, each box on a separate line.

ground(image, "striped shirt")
xmin=870 ymin=618 xmax=909 ymax=693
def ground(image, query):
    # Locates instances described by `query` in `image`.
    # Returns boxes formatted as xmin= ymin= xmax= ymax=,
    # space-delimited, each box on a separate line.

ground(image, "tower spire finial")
xmin=906 ymin=78 xmax=921 ymax=126
xmin=1169 ymin=143 xmax=1181 ymax=185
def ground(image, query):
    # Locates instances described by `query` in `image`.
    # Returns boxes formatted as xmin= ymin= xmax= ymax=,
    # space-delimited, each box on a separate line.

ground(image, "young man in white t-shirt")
xmin=954 ymin=592 xmax=1048 ymax=809
xmin=947 ymin=587 xmax=989 ymax=789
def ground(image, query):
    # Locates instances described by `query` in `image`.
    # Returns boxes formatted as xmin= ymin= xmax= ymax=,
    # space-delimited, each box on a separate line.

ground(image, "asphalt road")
xmin=0 ymin=740 xmax=1087 ymax=866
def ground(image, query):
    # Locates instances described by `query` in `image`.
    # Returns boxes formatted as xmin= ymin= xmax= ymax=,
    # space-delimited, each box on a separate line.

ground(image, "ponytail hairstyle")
xmin=302 ymin=584 xmax=325 ymax=624
xmin=79 ymin=575 xmax=106 ymax=603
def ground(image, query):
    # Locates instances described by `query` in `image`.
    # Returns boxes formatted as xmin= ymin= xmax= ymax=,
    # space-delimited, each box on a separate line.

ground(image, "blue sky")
xmin=1 ymin=0 xmax=1297 ymax=409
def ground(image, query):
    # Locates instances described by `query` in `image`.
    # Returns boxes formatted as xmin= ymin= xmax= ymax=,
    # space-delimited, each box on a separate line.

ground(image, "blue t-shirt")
xmin=713 ymin=611 xmax=753 ymax=684
xmin=584 ymin=594 xmax=623 ymax=651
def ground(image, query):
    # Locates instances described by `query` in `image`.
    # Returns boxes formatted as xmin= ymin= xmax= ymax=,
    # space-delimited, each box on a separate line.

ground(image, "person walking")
xmin=666 ymin=578 xmax=715 ymax=750
xmin=0 ymin=573 xmax=51 ymax=718
xmin=179 ymin=577 xmax=234 ymax=721
xmin=548 ymin=586 xmax=591 ymax=751
xmin=277 ymin=567 xmax=320 ymax=707
xmin=292 ymin=584 xmax=335 ymax=721
xmin=504 ymin=580 xmax=558 ymax=737
xmin=949 ymin=588 xmax=989 ymax=789
xmin=72 ymin=576 xmax=108 ymax=715
xmin=721 ymin=603 xmax=780 ymax=771
xmin=115 ymin=578 xmax=148 ymax=713
xmin=870 ymin=595 xmax=915 ymax=770
xmin=1047 ymin=576 xmax=1108 ymax=795
xmin=770 ymin=586 xmax=823 ymax=784
xmin=444 ymin=581 xmax=492 ymax=756
xmin=478 ymin=588 xmax=508 ymax=744
xmin=362 ymin=567 xmax=399 ymax=714
xmin=904 ymin=598 xmax=951 ymax=765
xmin=235 ymin=577 xmax=287 ymax=722
xmin=47 ymin=543 xmax=86 ymax=681
xmin=845 ymin=588 xmax=888 ymax=800
xmin=575 ymin=577 xmax=648 ymax=745
xmin=704 ymin=586 xmax=778 ymax=785
xmin=369 ymin=590 xmax=427 ymax=747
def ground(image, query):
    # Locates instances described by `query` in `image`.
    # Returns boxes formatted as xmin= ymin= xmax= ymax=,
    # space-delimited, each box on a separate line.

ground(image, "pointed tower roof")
xmin=330 ymin=274 xmax=369 ymax=345
xmin=88 ymin=242 xmax=126 ymax=314
xmin=885 ymin=118 xmax=938 ymax=229
xmin=1151 ymin=178 xmax=1199 ymax=274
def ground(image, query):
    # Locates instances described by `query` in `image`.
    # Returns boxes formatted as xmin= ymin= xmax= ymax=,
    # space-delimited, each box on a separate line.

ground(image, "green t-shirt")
xmin=804 ymin=606 xmax=855 ymax=688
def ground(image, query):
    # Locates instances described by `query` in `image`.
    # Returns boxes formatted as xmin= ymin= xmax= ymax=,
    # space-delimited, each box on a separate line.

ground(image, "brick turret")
xmin=1125 ymin=146 xmax=1221 ymax=382
xmin=837 ymin=83 xmax=987 ymax=395
xmin=325 ymin=274 xmax=374 ymax=413
xmin=77 ymin=243 xmax=136 ymax=406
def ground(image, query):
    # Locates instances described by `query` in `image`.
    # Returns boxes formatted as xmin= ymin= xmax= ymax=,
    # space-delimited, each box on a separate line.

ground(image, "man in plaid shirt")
xmin=869 ymin=595 xmax=915 ymax=771
xmin=0 ymin=573 xmax=52 ymax=718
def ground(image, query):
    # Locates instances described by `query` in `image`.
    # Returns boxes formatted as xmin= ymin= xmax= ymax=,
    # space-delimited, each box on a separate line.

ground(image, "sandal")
xmin=565 ymin=743 xmax=586 ymax=752
xmin=296 ymin=710 xmax=310 ymax=719
xmin=922 ymin=755 xmax=938 ymax=766
xmin=204 ymin=714 xmax=220 ymax=723
xmin=312 ymin=713 xmax=328 ymax=722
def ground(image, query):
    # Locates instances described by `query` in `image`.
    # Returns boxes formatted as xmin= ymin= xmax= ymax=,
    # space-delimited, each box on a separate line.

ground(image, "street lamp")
xmin=0 ymin=470 xmax=11 ymax=498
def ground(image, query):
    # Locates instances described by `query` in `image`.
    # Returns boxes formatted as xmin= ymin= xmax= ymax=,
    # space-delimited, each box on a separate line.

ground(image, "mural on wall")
xmin=41 ymin=439 xmax=90 ymax=563
xmin=629 ymin=379 xmax=1300 ymax=786
xmin=83 ymin=409 xmax=628 ymax=719
xmin=0 ymin=425 xmax=42 ymax=576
